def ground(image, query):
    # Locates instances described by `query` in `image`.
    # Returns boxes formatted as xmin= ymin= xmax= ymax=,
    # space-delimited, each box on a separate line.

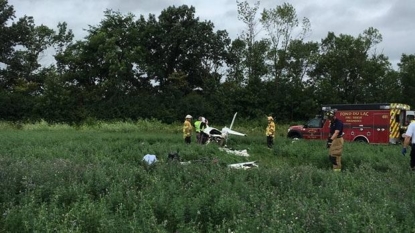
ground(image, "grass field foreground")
xmin=0 ymin=120 xmax=414 ymax=232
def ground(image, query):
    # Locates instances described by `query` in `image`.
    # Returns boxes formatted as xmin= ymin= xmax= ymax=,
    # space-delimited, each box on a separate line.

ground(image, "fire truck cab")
xmin=407 ymin=110 xmax=415 ymax=124
xmin=287 ymin=103 xmax=410 ymax=144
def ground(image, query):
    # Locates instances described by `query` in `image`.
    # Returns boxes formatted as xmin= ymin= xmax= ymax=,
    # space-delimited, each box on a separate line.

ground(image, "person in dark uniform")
xmin=199 ymin=117 xmax=208 ymax=144
xmin=326 ymin=110 xmax=344 ymax=171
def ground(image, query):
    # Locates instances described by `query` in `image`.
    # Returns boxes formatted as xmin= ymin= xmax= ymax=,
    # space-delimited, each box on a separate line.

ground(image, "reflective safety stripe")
xmin=389 ymin=108 xmax=401 ymax=138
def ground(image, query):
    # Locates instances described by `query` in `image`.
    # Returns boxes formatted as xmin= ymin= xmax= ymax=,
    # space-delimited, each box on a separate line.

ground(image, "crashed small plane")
xmin=202 ymin=112 xmax=246 ymax=146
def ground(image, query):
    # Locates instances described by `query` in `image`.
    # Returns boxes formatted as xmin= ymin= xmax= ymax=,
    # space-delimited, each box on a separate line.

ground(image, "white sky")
xmin=9 ymin=0 xmax=415 ymax=69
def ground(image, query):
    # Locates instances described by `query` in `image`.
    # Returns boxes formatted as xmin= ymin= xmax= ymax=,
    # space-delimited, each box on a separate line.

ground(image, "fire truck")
xmin=287 ymin=103 xmax=411 ymax=144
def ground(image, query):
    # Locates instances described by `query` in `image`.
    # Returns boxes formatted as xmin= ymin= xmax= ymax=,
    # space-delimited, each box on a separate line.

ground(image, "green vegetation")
xmin=2 ymin=0 xmax=414 ymax=230
xmin=2 ymin=0 xmax=415 ymax=125
xmin=1 ymin=121 xmax=414 ymax=232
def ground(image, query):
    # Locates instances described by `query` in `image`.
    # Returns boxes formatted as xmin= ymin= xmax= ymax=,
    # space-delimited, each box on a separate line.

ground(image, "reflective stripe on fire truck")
xmin=389 ymin=108 xmax=400 ymax=138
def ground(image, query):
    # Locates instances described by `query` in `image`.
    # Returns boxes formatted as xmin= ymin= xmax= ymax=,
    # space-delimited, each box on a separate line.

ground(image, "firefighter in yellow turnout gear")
xmin=183 ymin=115 xmax=193 ymax=144
xmin=326 ymin=110 xmax=344 ymax=171
xmin=266 ymin=116 xmax=275 ymax=148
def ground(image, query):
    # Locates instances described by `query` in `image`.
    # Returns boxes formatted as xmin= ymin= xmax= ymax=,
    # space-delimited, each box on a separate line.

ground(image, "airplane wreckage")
xmin=201 ymin=112 xmax=247 ymax=146
xmin=176 ymin=153 xmax=259 ymax=170
xmin=182 ymin=113 xmax=258 ymax=169
xmin=143 ymin=113 xmax=259 ymax=169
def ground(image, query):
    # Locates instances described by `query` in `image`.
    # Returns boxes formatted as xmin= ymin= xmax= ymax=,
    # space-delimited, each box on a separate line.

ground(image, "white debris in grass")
xmin=219 ymin=147 xmax=249 ymax=157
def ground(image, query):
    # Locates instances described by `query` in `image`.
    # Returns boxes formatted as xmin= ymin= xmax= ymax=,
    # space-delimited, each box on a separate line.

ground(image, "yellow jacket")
xmin=183 ymin=120 xmax=193 ymax=138
xmin=266 ymin=121 xmax=275 ymax=137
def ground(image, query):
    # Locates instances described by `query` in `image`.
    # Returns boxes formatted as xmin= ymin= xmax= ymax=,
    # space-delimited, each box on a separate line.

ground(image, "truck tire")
xmin=354 ymin=137 xmax=368 ymax=143
xmin=287 ymin=132 xmax=302 ymax=140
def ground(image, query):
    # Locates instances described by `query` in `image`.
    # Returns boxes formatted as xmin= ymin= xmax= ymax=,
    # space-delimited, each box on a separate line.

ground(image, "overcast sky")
xmin=9 ymin=0 xmax=415 ymax=69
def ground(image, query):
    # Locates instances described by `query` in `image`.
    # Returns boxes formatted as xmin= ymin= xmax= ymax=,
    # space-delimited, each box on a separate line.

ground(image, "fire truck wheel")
xmin=288 ymin=133 xmax=301 ymax=140
xmin=354 ymin=137 xmax=368 ymax=143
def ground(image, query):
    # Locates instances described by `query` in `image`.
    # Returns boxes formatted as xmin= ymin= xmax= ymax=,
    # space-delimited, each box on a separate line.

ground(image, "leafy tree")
xmin=225 ymin=37 xmax=270 ymax=119
xmin=256 ymin=2 xmax=316 ymax=121
xmin=230 ymin=1 xmax=272 ymax=119
xmin=54 ymin=6 xmax=231 ymax=123
xmin=2 ymin=0 xmax=409 ymax=124
xmin=270 ymin=40 xmax=320 ymax=121
xmin=310 ymin=28 xmax=387 ymax=104
xmin=133 ymin=5 xmax=232 ymax=122
xmin=136 ymin=5 xmax=230 ymax=93
xmin=260 ymin=2 xmax=311 ymax=82
xmin=226 ymin=39 xmax=246 ymax=86
xmin=360 ymin=54 xmax=400 ymax=103
xmin=235 ymin=1 xmax=260 ymax=82
xmin=55 ymin=10 xmax=152 ymax=121
xmin=398 ymin=54 xmax=415 ymax=107
xmin=34 ymin=67 xmax=81 ymax=123
xmin=0 ymin=0 xmax=73 ymax=121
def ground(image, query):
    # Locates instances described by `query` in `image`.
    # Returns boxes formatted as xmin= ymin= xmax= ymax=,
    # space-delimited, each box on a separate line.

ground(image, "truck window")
xmin=307 ymin=118 xmax=322 ymax=128
xmin=398 ymin=111 xmax=405 ymax=126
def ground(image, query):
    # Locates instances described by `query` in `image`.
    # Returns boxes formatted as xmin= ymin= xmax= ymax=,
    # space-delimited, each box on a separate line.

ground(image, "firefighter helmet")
xmin=326 ymin=110 xmax=335 ymax=118
xmin=185 ymin=114 xmax=192 ymax=119
xmin=267 ymin=116 xmax=274 ymax=121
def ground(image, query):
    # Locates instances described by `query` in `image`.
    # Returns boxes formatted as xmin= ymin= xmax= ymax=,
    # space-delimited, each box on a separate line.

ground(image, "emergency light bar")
xmin=382 ymin=103 xmax=411 ymax=110
xmin=321 ymin=106 xmax=338 ymax=111
xmin=323 ymin=103 xmax=411 ymax=111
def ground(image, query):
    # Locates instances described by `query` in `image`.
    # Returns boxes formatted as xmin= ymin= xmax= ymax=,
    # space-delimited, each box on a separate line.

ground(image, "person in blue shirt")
xmin=326 ymin=110 xmax=344 ymax=172
xmin=142 ymin=154 xmax=157 ymax=165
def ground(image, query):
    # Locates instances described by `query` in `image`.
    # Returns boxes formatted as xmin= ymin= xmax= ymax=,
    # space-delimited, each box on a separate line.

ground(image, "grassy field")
xmin=0 ymin=120 xmax=414 ymax=232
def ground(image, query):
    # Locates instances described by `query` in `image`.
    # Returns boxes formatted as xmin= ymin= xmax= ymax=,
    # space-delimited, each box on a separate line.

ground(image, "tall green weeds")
xmin=0 ymin=121 xmax=414 ymax=232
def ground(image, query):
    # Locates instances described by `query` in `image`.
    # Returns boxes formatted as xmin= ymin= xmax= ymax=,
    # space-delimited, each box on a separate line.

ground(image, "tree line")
xmin=1 ymin=0 xmax=415 ymax=125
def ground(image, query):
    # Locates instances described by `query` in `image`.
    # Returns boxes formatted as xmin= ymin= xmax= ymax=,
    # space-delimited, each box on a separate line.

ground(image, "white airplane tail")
xmin=222 ymin=126 xmax=246 ymax=137
xmin=229 ymin=112 xmax=238 ymax=130
xmin=202 ymin=112 xmax=246 ymax=146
